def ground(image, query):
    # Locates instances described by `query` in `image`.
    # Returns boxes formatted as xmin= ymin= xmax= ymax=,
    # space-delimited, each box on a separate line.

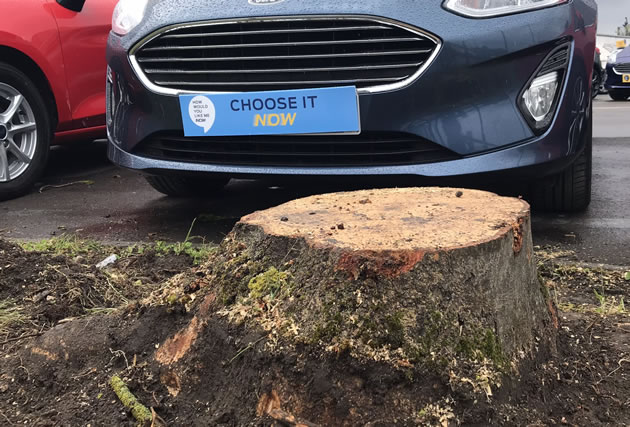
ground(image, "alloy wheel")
xmin=0 ymin=82 xmax=38 ymax=183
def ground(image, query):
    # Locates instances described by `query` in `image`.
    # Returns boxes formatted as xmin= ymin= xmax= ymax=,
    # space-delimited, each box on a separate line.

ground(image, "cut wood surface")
xmin=242 ymin=187 xmax=529 ymax=253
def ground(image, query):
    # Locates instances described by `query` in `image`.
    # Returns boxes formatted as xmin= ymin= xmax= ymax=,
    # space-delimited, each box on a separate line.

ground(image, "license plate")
xmin=624 ymin=74 xmax=630 ymax=84
xmin=179 ymin=86 xmax=360 ymax=137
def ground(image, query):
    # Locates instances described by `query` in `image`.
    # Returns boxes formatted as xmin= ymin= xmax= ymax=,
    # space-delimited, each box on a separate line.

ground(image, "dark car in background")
xmin=107 ymin=0 xmax=597 ymax=212
xmin=604 ymin=45 xmax=630 ymax=100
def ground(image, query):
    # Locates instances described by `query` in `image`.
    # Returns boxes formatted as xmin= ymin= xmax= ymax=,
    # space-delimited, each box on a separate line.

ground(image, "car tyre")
xmin=608 ymin=90 xmax=629 ymax=101
xmin=529 ymin=106 xmax=592 ymax=213
xmin=145 ymin=175 xmax=230 ymax=197
xmin=591 ymin=66 xmax=601 ymax=99
xmin=0 ymin=62 xmax=52 ymax=201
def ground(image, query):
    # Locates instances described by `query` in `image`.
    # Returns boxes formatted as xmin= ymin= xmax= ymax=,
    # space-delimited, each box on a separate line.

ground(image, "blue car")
xmin=604 ymin=45 xmax=630 ymax=101
xmin=106 ymin=0 xmax=597 ymax=212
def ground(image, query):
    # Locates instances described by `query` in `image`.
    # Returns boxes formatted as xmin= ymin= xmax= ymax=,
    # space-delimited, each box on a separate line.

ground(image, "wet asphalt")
xmin=0 ymin=97 xmax=628 ymax=266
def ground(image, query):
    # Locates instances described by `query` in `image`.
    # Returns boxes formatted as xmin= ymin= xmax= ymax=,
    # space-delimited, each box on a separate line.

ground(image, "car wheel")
xmin=529 ymin=106 xmax=592 ymax=213
xmin=145 ymin=175 xmax=230 ymax=197
xmin=0 ymin=62 xmax=51 ymax=201
xmin=608 ymin=89 xmax=629 ymax=101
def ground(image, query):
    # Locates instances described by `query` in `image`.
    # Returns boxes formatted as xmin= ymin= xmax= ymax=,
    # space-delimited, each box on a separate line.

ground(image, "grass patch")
xmin=20 ymin=227 xmax=216 ymax=266
xmin=153 ymin=240 xmax=215 ymax=266
xmin=0 ymin=300 xmax=26 ymax=335
xmin=537 ymin=247 xmax=629 ymax=317
xmin=122 ymin=240 xmax=216 ymax=265
xmin=154 ymin=218 xmax=216 ymax=265
xmin=20 ymin=235 xmax=103 ymax=256
xmin=558 ymin=291 xmax=627 ymax=316
xmin=594 ymin=289 xmax=626 ymax=315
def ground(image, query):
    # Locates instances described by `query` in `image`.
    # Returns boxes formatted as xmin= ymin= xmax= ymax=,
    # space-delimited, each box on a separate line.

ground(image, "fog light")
xmin=522 ymin=72 xmax=559 ymax=122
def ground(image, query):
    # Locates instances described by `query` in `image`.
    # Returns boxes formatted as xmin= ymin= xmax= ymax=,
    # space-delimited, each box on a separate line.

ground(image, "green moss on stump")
xmin=248 ymin=267 xmax=292 ymax=300
xmin=310 ymin=312 xmax=344 ymax=344
xmin=109 ymin=375 xmax=152 ymax=426
xmin=206 ymin=235 xmax=519 ymax=379
xmin=456 ymin=329 xmax=506 ymax=368
xmin=216 ymin=246 xmax=266 ymax=305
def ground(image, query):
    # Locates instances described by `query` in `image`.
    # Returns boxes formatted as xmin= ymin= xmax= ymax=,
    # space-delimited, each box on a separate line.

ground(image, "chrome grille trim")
xmin=613 ymin=63 xmax=630 ymax=75
xmin=141 ymin=37 xmax=426 ymax=51
xmin=136 ymin=49 xmax=432 ymax=63
xmin=152 ymin=77 xmax=409 ymax=86
xmin=159 ymin=25 xmax=392 ymax=38
xmin=143 ymin=62 xmax=424 ymax=74
xmin=129 ymin=15 xmax=442 ymax=95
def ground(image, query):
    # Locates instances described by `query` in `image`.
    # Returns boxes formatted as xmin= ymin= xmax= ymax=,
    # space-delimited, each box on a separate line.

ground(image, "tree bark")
xmin=226 ymin=187 xmax=555 ymax=372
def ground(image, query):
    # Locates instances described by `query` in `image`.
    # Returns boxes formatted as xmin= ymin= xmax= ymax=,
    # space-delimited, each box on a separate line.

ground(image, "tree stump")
xmin=224 ymin=187 xmax=555 ymax=374
xmin=142 ymin=187 xmax=558 ymax=423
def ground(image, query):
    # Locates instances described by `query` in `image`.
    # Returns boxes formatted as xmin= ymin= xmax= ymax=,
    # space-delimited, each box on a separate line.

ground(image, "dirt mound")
xmin=0 ymin=238 xmax=194 ymax=343
xmin=0 ymin=239 xmax=629 ymax=426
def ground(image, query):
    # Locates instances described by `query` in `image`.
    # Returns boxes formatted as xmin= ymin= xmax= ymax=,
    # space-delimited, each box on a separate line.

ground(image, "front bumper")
xmin=604 ymin=63 xmax=630 ymax=90
xmin=107 ymin=131 xmax=580 ymax=178
xmin=106 ymin=0 xmax=596 ymax=178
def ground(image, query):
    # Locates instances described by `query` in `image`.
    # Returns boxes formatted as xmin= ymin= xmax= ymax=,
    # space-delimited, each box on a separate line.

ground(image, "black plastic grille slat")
xmin=613 ymin=63 xmax=630 ymax=73
xmin=538 ymin=47 xmax=570 ymax=75
xmin=134 ymin=132 xmax=460 ymax=167
xmin=134 ymin=18 xmax=438 ymax=92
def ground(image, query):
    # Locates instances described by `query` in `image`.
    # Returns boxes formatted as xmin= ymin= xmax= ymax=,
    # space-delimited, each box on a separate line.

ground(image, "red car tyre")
xmin=0 ymin=62 xmax=52 ymax=201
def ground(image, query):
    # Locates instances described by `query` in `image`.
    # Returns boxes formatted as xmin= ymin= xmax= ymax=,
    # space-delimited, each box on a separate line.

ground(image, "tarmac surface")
xmin=1 ymin=97 xmax=628 ymax=266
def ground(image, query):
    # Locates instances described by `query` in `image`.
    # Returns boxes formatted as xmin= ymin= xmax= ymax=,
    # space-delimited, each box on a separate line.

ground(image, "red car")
xmin=0 ymin=0 xmax=117 ymax=200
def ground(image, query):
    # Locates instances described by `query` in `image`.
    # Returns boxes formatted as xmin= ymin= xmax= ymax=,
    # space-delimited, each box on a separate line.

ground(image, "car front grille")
xmin=131 ymin=16 xmax=439 ymax=93
xmin=613 ymin=63 xmax=630 ymax=74
xmin=133 ymin=132 xmax=460 ymax=167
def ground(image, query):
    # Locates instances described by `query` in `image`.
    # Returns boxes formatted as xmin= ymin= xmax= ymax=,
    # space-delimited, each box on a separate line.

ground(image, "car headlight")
xmin=444 ymin=0 xmax=568 ymax=18
xmin=112 ymin=0 xmax=149 ymax=36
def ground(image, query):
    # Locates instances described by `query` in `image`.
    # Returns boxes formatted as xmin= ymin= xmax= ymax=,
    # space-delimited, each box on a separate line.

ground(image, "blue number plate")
xmin=178 ymin=86 xmax=360 ymax=137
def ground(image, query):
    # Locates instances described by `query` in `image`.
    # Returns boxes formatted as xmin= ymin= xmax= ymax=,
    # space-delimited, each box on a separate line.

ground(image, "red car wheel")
xmin=0 ymin=62 xmax=51 ymax=200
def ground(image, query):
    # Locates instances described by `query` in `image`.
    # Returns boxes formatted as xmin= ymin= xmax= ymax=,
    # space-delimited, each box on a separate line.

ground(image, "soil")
xmin=0 ymin=238 xmax=629 ymax=426
xmin=0 ymin=239 xmax=194 ymax=347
